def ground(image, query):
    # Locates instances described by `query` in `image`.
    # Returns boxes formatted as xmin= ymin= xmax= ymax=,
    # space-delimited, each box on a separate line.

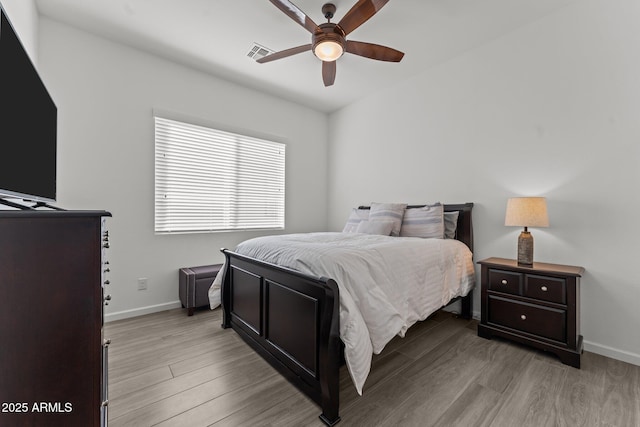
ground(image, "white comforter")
xmin=208 ymin=232 xmax=475 ymax=395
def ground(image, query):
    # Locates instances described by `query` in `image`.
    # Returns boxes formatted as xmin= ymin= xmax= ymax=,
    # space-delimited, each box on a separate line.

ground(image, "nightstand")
xmin=477 ymin=257 xmax=585 ymax=368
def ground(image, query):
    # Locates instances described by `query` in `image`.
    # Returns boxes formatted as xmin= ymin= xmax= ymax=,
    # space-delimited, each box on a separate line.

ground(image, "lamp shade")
xmin=505 ymin=197 xmax=549 ymax=228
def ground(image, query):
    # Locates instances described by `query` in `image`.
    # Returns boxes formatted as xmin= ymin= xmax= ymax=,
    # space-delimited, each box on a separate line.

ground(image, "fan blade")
xmin=322 ymin=61 xmax=336 ymax=87
xmin=345 ymin=40 xmax=404 ymax=62
xmin=256 ymin=44 xmax=312 ymax=63
xmin=338 ymin=0 xmax=389 ymax=36
xmin=268 ymin=0 xmax=320 ymax=34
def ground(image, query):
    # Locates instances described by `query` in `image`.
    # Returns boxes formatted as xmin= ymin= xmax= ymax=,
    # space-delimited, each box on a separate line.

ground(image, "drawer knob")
xmin=520 ymin=314 xmax=527 ymax=320
xmin=501 ymin=279 xmax=508 ymax=285
xmin=541 ymin=286 xmax=548 ymax=292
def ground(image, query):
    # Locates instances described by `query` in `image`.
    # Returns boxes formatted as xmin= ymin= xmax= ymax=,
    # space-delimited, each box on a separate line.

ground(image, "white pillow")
xmin=400 ymin=203 xmax=444 ymax=238
xmin=444 ymin=211 xmax=459 ymax=239
xmin=342 ymin=208 xmax=370 ymax=233
xmin=369 ymin=202 xmax=407 ymax=237
xmin=356 ymin=220 xmax=394 ymax=236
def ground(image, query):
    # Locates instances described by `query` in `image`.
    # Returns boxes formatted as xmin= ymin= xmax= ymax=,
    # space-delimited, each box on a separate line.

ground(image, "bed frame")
xmin=220 ymin=203 xmax=474 ymax=426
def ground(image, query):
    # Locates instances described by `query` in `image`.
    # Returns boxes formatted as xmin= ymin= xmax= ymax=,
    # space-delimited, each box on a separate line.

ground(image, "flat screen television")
xmin=0 ymin=7 xmax=57 ymax=203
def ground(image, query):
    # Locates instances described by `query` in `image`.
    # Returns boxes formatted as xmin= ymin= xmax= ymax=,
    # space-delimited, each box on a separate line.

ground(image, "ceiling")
xmin=35 ymin=0 xmax=577 ymax=113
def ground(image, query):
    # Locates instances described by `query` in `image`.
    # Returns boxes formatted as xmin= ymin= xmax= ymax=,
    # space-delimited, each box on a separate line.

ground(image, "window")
xmin=154 ymin=116 xmax=285 ymax=233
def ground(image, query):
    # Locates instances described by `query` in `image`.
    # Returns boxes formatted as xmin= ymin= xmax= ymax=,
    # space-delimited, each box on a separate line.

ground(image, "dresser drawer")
xmin=488 ymin=269 xmax=522 ymax=295
xmin=488 ymin=296 xmax=566 ymax=342
xmin=524 ymin=274 xmax=566 ymax=304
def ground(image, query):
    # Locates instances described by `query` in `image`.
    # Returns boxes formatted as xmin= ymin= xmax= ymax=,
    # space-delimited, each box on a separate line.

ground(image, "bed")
xmin=209 ymin=203 xmax=474 ymax=426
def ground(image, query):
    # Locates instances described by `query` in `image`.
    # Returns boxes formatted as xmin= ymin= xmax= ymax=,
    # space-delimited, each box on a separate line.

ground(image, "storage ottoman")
xmin=178 ymin=264 xmax=222 ymax=316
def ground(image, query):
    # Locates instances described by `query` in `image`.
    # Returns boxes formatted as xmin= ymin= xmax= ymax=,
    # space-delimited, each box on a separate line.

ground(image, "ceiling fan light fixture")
xmin=262 ymin=0 xmax=404 ymax=86
xmin=314 ymin=40 xmax=343 ymax=62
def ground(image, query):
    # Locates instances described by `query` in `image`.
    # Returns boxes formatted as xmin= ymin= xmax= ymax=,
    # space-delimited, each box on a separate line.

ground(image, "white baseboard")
xmin=584 ymin=340 xmax=640 ymax=367
xmin=105 ymin=301 xmax=182 ymax=323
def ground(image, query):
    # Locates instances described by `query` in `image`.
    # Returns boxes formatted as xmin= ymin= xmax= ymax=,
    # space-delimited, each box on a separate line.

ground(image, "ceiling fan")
xmin=258 ymin=0 xmax=404 ymax=87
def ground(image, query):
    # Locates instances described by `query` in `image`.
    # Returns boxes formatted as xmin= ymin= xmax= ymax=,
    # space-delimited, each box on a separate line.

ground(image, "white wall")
xmin=33 ymin=0 xmax=640 ymax=366
xmin=328 ymin=0 xmax=640 ymax=365
xmin=0 ymin=0 xmax=38 ymax=63
xmin=38 ymin=18 xmax=329 ymax=321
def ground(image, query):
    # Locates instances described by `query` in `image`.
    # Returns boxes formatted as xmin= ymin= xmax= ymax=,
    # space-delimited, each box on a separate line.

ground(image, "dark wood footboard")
xmin=220 ymin=250 xmax=342 ymax=426
xmin=219 ymin=203 xmax=474 ymax=425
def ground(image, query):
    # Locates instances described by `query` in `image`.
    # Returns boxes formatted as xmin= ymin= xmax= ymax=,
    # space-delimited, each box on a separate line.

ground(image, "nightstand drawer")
xmin=488 ymin=296 xmax=566 ymax=342
xmin=524 ymin=274 xmax=566 ymax=304
xmin=488 ymin=269 xmax=522 ymax=295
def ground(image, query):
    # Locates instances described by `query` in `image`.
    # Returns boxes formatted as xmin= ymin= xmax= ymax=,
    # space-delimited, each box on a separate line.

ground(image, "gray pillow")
xmin=369 ymin=202 xmax=407 ymax=237
xmin=400 ymin=203 xmax=444 ymax=238
xmin=343 ymin=208 xmax=370 ymax=233
xmin=444 ymin=211 xmax=459 ymax=239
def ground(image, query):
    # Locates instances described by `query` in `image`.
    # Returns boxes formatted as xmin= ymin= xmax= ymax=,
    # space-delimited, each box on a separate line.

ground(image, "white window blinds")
xmin=154 ymin=116 xmax=285 ymax=233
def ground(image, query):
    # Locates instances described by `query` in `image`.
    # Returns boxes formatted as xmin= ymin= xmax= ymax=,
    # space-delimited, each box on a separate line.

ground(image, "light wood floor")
xmin=106 ymin=307 xmax=640 ymax=426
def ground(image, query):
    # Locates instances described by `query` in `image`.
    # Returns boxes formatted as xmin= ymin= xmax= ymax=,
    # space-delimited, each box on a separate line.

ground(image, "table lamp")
xmin=505 ymin=197 xmax=549 ymax=266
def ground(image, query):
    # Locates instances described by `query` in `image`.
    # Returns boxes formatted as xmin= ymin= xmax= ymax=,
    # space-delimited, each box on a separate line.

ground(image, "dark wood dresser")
xmin=0 ymin=210 xmax=111 ymax=426
xmin=477 ymin=257 xmax=584 ymax=368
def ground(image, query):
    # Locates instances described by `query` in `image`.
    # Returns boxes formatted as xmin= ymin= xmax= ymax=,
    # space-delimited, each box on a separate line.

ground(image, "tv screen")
xmin=0 ymin=7 xmax=57 ymax=203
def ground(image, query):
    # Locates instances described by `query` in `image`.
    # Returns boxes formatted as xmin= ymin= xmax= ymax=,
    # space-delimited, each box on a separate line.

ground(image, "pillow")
xmin=369 ymin=202 xmax=407 ymax=237
xmin=342 ymin=208 xmax=370 ymax=233
xmin=356 ymin=220 xmax=395 ymax=236
xmin=399 ymin=203 xmax=444 ymax=238
xmin=444 ymin=211 xmax=459 ymax=239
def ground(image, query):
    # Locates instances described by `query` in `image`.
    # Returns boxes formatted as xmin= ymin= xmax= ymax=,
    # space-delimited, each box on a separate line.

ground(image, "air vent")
xmin=247 ymin=43 xmax=275 ymax=61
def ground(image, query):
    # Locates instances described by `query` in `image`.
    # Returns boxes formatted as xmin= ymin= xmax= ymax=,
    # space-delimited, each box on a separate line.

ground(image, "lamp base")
xmin=517 ymin=230 xmax=534 ymax=266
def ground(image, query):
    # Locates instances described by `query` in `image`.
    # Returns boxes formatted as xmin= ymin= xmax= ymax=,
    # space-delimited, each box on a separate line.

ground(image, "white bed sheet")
xmin=208 ymin=232 xmax=475 ymax=395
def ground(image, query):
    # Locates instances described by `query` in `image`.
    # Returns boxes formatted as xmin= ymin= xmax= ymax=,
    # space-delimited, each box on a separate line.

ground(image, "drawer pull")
xmin=520 ymin=314 xmax=527 ymax=320
xmin=501 ymin=279 xmax=508 ymax=285
xmin=541 ymin=286 xmax=548 ymax=292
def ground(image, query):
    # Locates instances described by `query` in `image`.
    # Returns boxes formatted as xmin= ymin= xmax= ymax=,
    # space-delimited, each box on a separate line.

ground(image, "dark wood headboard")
xmin=356 ymin=203 xmax=474 ymax=252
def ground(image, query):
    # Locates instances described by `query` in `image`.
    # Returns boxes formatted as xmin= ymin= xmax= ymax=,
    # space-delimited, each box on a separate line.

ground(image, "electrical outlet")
xmin=137 ymin=278 xmax=148 ymax=291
